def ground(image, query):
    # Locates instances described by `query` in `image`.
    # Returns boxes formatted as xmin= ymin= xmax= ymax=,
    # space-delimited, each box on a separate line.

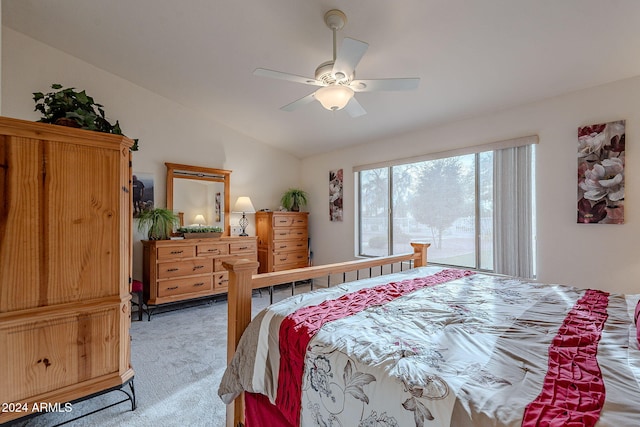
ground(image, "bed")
xmin=218 ymin=243 xmax=640 ymax=427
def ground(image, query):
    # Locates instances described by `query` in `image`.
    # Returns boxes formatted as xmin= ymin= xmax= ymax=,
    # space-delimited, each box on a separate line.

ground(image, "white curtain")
xmin=493 ymin=145 xmax=534 ymax=278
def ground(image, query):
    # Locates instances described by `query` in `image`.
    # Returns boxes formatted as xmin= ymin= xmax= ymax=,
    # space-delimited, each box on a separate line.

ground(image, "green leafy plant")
xmin=33 ymin=83 xmax=138 ymax=150
xmin=280 ymin=188 xmax=309 ymax=212
xmin=177 ymin=226 xmax=223 ymax=233
xmin=136 ymin=208 xmax=179 ymax=240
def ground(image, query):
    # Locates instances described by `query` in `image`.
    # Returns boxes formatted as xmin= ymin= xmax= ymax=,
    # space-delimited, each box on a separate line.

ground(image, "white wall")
xmin=2 ymin=28 xmax=302 ymax=280
xmin=5 ymin=27 xmax=640 ymax=294
xmin=302 ymin=76 xmax=640 ymax=294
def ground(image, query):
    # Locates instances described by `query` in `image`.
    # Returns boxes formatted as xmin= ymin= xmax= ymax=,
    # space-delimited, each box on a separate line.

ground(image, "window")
xmin=357 ymin=142 xmax=535 ymax=277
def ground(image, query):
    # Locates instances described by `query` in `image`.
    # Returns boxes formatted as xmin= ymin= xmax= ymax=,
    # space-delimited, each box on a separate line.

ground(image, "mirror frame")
xmin=165 ymin=163 xmax=231 ymax=236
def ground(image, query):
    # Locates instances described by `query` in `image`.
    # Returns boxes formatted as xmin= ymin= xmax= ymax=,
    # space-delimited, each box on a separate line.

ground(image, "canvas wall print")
xmin=132 ymin=173 xmax=155 ymax=217
xmin=215 ymin=192 xmax=221 ymax=222
xmin=329 ymin=169 xmax=343 ymax=222
xmin=577 ymin=120 xmax=625 ymax=224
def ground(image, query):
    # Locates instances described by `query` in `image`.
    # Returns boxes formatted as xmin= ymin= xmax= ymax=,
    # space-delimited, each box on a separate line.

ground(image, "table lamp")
xmin=193 ymin=214 xmax=206 ymax=226
xmin=232 ymin=196 xmax=255 ymax=236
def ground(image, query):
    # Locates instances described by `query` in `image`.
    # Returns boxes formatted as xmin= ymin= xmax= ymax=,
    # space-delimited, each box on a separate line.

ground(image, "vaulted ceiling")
xmin=4 ymin=0 xmax=640 ymax=158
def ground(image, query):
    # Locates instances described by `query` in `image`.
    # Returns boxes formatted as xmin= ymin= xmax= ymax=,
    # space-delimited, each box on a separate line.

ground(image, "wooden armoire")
xmin=0 ymin=116 xmax=135 ymax=423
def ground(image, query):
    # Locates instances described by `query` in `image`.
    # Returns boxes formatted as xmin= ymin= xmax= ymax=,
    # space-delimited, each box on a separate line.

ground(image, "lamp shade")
xmin=193 ymin=214 xmax=206 ymax=225
xmin=233 ymin=196 xmax=256 ymax=213
xmin=315 ymin=85 xmax=354 ymax=111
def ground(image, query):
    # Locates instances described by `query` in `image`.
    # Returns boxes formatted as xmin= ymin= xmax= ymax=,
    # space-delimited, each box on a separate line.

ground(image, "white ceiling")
xmin=4 ymin=0 xmax=640 ymax=158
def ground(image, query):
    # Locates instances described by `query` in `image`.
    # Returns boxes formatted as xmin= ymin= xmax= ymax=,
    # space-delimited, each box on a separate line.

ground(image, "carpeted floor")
xmin=10 ymin=283 xmax=309 ymax=427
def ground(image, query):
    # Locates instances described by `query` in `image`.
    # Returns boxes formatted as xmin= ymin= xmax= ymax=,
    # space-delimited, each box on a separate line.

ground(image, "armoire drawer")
xmin=0 ymin=306 xmax=120 ymax=403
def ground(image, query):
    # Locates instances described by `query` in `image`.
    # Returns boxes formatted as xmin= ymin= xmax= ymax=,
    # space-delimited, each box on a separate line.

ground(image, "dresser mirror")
xmin=165 ymin=163 xmax=231 ymax=235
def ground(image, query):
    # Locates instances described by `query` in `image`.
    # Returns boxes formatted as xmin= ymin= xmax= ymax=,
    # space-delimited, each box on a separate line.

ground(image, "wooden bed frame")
xmin=222 ymin=242 xmax=430 ymax=427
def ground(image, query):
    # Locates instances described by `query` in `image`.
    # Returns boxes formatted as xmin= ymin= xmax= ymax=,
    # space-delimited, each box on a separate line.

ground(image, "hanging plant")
xmin=33 ymin=83 xmax=139 ymax=150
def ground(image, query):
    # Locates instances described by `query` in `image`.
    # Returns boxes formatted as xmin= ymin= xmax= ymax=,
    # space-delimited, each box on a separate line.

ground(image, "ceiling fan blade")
xmin=254 ymin=68 xmax=323 ymax=87
xmin=333 ymin=38 xmax=368 ymax=80
xmin=349 ymin=78 xmax=420 ymax=92
xmin=344 ymin=97 xmax=367 ymax=118
xmin=280 ymin=92 xmax=317 ymax=112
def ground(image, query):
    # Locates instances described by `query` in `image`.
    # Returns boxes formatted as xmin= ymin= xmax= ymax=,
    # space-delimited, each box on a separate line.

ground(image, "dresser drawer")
xmin=272 ymin=214 xmax=308 ymax=228
xmin=157 ymin=259 xmax=213 ymax=279
xmin=157 ymin=246 xmax=196 ymax=260
xmin=272 ymin=227 xmax=307 ymax=241
xmin=230 ymin=240 xmax=257 ymax=254
xmin=272 ymin=260 xmax=309 ymax=271
xmin=273 ymin=251 xmax=308 ymax=267
xmin=214 ymin=272 xmax=229 ymax=291
xmin=197 ymin=242 xmax=229 ymax=256
xmin=272 ymin=240 xmax=308 ymax=252
xmin=157 ymin=276 xmax=213 ymax=297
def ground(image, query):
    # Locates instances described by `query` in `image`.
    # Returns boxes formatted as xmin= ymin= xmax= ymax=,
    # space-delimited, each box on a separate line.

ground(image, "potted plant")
xmin=136 ymin=208 xmax=179 ymax=240
xmin=177 ymin=226 xmax=223 ymax=239
xmin=280 ymin=188 xmax=308 ymax=212
xmin=33 ymin=83 xmax=139 ymax=150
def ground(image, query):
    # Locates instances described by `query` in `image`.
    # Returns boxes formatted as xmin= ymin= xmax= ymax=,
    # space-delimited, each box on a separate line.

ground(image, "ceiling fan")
xmin=254 ymin=9 xmax=420 ymax=117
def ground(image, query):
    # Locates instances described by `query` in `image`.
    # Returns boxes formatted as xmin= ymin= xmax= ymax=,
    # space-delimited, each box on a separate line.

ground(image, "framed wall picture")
xmin=329 ymin=169 xmax=343 ymax=222
xmin=133 ymin=172 xmax=155 ymax=217
xmin=577 ymin=120 xmax=625 ymax=224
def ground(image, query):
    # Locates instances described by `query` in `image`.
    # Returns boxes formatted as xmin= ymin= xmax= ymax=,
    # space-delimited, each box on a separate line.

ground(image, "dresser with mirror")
xmin=141 ymin=163 xmax=257 ymax=318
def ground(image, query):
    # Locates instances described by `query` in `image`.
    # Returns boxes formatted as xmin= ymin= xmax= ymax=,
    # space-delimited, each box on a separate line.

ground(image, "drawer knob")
xmin=193 ymin=282 xmax=205 ymax=287
xmin=219 ymin=279 xmax=229 ymax=284
xmin=166 ymin=286 xmax=179 ymax=291
xmin=239 ymin=246 xmax=248 ymax=250
xmin=167 ymin=268 xmax=179 ymax=272
xmin=207 ymin=249 xmax=220 ymax=253
xmin=193 ymin=265 xmax=204 ymax=270
xmin=170 ymin=250 xmax=184 ymax=255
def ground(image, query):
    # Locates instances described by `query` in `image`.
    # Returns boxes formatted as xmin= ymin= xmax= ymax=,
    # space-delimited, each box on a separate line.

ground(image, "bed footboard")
xmin=222 ymin=242 xmax=429 ymax=427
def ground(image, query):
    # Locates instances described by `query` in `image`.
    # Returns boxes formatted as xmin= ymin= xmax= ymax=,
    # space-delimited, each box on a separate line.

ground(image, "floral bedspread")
xmin=218 ymin=267 xmax=640 ymax=426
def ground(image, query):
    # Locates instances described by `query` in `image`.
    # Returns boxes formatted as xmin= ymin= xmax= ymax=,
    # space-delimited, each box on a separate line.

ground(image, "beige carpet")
xmin=11 ymin=284 xmax=308 ymax=427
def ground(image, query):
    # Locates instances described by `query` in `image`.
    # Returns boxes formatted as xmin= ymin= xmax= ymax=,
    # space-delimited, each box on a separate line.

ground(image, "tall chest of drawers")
xmin=142 ymin=236 xmax=257 ymax=307
xmin=256 ymin=212 xmax=309 ymax=273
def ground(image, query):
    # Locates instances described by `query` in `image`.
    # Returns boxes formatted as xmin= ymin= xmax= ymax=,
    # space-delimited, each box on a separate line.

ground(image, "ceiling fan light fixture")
xmin=315 ymin=85 xmax=354 ymax=111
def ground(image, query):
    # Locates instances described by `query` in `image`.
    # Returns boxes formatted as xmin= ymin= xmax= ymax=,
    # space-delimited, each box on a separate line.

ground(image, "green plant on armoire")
xmin=32 ymin=83 xmax=139 ymax=150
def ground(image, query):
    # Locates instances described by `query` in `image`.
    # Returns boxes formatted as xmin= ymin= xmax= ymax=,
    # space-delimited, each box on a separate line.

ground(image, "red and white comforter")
xmin=219 ymin=267 xmax=640 ymax=426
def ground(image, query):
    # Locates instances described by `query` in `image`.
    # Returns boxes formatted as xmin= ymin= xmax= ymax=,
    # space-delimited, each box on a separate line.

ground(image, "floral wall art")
xmin=329 ymin=169 xmax=344 ymax=222
xmin=577 ymin=120 xmax=625 ymax=224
